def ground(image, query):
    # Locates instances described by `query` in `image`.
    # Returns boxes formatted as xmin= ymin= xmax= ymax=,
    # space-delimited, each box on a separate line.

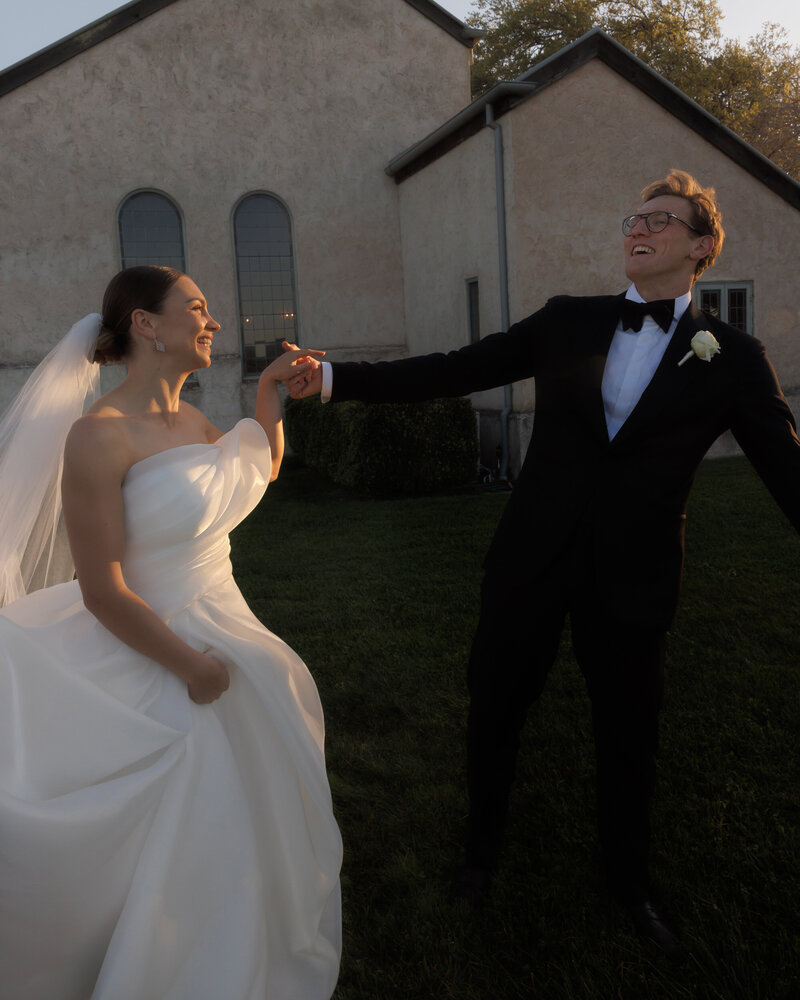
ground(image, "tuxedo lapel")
xmin=609 ymin=301 xmax=706 ymax=450
xmin=579 ymin=294 xmax=625 ymax=444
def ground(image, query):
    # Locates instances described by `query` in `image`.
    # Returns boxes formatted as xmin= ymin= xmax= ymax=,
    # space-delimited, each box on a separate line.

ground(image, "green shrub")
xmin=284 ymin=396 xmax=478 ymax=497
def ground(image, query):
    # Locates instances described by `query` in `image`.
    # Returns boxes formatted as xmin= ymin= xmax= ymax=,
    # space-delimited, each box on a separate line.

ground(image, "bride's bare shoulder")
xmin=64 ymin=412 xmax=133 ymax=482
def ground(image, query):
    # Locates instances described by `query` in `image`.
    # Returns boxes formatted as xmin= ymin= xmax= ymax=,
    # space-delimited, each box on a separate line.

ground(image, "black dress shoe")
xmin=627 ymin=900 xmax=681 ymax=956
xmin=450 ymin=865 xmax=492 ymax=907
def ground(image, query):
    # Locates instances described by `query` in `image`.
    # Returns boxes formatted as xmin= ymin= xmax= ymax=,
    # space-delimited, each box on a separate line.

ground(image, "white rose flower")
xmin=678 ymin=330 xmax=721 ymax=367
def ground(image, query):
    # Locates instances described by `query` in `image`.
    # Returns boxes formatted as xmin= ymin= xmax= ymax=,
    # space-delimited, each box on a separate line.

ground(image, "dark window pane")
xmin=727 ymin=287 xmax=748 ymax=331
xmin=466 ymin=279 xmax=480 ymax=344
xmin=234 ymin=195 xmax=298 ymax=375
xmin=119 ymin=191 xmax=185 ymax=269
xmin=700 ymin=288 xmax=721 ymax=317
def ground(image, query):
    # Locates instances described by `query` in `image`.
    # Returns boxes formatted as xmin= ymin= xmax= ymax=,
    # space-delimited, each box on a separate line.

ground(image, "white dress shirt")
xmin=602 ymin=286 xmax=691 ymax=440
xmin=319 ymin=286 xmax=693 ymax=436
xmin=320 ymin=361 xmax=333 ymax=403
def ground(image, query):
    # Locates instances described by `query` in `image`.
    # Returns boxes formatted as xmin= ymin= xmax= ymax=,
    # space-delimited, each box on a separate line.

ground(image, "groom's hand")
xmin=281 ymin=340 xmax=324 ymax=398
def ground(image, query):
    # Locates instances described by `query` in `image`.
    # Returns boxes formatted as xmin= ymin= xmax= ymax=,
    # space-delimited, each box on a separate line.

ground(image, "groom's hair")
xmin=640 ymin=169 xmax=724 ymax=279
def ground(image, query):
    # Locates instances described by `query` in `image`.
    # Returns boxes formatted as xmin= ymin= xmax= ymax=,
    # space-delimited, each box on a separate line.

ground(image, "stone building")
xmin=1 ymin=3 xmax=798 ymax=471
xmin=0 ymin=0 xmax=480 ymax=427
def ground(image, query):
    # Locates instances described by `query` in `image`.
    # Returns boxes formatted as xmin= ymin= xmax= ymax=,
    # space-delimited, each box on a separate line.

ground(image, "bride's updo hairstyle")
xmin=94 ymin=265 xmax=184 ymax=364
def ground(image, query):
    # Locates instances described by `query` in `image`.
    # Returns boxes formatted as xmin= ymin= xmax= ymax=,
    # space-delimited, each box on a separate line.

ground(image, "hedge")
xmin=284 ymin=396 xmax=479 ymax=497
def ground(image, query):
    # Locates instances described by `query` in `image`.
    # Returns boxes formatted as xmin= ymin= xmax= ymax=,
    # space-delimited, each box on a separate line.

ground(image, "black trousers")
xmin=465 ymin=534 xmax=665 ymax=903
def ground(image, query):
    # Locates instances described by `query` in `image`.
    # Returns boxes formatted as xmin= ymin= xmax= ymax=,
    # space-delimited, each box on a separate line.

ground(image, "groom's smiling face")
xmin=623 ymin=194 xmax=712 ymax=298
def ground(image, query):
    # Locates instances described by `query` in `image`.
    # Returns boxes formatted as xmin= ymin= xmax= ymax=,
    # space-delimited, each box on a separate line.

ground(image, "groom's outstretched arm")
xmin=287 ymin=298 xmax=564 ymax=404
xmin=728 ymin=338 xmax=800 ymax=533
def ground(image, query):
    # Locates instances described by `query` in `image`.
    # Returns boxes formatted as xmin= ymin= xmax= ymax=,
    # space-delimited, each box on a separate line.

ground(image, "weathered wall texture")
xmin=397 ymin=127 xmax=502 ymax=391
xmin=0 ymin=0 xmax=472 ymax=422
xmin=394 ymin=125 xmax=507 ymax=468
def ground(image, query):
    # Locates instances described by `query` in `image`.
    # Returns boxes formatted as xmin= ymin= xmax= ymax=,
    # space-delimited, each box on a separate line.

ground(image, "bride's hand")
xmin=261 ymin=343 xmax=325 ymax=385
xmin=186 ymin=653 xmax=230 ymax=704
xmin=280 ymin=341 xmax=325 ymax=397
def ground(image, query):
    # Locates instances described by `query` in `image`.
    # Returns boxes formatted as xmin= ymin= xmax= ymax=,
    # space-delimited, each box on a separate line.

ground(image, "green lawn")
xmin=232 ymin=456 xmax=800 ymax=1000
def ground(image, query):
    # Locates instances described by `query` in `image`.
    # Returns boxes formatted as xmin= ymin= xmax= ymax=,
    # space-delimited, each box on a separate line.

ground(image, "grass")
xmin=231 ymin=457 xmax=800 ymax=1000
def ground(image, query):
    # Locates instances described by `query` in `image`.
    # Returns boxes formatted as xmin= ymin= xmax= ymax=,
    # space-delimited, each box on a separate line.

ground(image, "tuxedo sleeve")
xmin=729 ymin=339 xmax=800 ymax=533
xmin=329 ymin=299 xmax=561 ymax=403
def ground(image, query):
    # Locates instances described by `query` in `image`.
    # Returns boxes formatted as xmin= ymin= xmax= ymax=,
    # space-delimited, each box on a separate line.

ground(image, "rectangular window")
xmin=694 ymin=281 xmax=753 ymax=333
xmin=466 ymin=278 xmax=480 ymax=344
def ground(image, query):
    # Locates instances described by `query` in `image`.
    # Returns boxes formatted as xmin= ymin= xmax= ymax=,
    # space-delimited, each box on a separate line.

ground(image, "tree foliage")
xmin=700 ymin=25 xmax=800 ymax=179
xmin=468 ymin=0 xmax=800 ymax=179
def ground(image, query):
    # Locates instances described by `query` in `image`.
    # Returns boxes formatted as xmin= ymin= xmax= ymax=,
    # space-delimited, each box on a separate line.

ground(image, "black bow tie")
xmin=620 ymin=298 xmax=675 ymax=334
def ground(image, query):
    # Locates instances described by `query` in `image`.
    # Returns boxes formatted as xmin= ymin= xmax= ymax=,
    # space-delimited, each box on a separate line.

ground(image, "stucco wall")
xmin=0 ymin=0 xmax=472 ymax=422
xmin=394 ymin=125 xmax=508 ymax=468
xmin=396 ymin=127 xmax=503 ymax=379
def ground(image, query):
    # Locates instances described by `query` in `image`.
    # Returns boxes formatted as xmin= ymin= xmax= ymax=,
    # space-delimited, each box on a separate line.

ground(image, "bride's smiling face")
xmin=148 ymin=275 xmax=221 ymax=368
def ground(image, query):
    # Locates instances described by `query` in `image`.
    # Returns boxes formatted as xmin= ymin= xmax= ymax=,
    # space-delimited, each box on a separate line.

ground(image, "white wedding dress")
xmin=0 ymin=418 xmax=342 ymax=1000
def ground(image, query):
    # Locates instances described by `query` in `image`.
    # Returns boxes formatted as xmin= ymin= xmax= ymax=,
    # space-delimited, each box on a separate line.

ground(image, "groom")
xmin=287 ymin=169 xmax=800 ymax=953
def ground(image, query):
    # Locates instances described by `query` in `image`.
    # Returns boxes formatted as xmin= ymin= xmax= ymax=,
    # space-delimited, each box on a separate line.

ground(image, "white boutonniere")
xmin=678 ymin=330 xmax=721 ymax=367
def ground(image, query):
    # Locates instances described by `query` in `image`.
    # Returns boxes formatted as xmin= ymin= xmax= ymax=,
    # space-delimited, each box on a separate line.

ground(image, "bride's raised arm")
xmin=253 ymin=342 xmax=324 ymax=482
xmin=61 ymin=416 xmax=230 ymax=704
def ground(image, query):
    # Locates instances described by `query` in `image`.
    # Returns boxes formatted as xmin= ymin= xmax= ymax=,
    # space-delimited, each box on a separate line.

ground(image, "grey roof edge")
xmin=386 ymin=26 xmax=800 ymax=212
xmin=0 ymin=0 xmax=483 ymax=98
xmin=0 ymin=0 xmax=179 ymax=98
xmin=386 ymin=82 xmax=535 ymax=176
xmin=402 ymin=0 xmax=485 ymax=46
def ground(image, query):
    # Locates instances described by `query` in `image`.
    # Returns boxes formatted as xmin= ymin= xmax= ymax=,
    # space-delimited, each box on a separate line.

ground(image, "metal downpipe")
xmin=484 ymin=103 xmax=512 ymax=481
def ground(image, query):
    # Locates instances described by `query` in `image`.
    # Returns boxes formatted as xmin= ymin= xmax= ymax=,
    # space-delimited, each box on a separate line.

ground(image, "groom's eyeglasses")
xmin=622 ymin=211 xmax=705 ymax=236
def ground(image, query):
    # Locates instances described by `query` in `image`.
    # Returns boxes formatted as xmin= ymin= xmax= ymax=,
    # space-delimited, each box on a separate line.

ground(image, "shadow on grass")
xmin=232 ymin=456 xmax=800 ymax=1000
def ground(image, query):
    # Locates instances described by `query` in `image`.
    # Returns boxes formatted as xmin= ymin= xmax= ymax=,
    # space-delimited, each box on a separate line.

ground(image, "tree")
xmin=467 ymin=0 xmax=800 ymax=179
xmin=700 ymin=26 xmax=800 ymax=179
xmin=468 ymin=0 xmax=722 ymax=94
xmin=468 ymin=0 xmax=602 ymax=92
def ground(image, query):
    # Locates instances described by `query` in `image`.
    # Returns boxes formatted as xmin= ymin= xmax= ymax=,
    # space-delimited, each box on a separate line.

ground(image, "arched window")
xmin=233 ymin=194 xmax=298 ymax=376
xmin=118 ymin=191 xmax=186 ymax=269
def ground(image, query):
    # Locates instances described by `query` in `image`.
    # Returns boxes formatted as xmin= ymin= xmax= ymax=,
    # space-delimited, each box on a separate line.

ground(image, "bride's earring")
xmin=152 ymin=333 xmax=166 ymax=353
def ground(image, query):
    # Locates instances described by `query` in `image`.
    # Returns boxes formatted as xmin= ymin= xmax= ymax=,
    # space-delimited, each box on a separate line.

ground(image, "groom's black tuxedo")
xmin=331 ymin=293 xmax=800 ymax=627
xmin=328 ymin=292 xmax=800 ymax=898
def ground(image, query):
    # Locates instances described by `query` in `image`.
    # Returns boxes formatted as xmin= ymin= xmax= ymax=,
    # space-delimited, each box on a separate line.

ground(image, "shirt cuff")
xmin=321 ymin=361 xmax=332 ymax=403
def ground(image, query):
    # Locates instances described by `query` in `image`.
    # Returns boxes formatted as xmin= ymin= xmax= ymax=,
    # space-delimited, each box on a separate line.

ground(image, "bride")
xmin=0 ymin=266 xmax=341 ymax=999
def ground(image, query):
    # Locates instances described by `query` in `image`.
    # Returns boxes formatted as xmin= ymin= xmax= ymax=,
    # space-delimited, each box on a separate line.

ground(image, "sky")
xmin=0 ymin=0 xmax=798 ymax=72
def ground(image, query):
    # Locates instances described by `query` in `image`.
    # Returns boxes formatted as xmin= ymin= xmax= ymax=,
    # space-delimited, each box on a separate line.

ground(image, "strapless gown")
xmin=0 ymin=419 xmax=342 ymax=1000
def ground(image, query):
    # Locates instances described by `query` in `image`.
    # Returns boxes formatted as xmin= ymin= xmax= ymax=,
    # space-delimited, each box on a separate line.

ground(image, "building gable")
xmin=387 ymin=27 xmax=800 ymax=213
xmin=0 ymin=0 xmax=481 ymax=98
